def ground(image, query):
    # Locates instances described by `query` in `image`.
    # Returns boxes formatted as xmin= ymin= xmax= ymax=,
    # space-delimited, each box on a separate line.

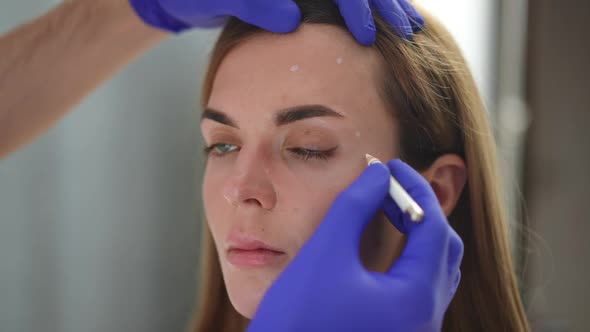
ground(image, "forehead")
xmin=207 ymin=24 xmax=385 ymax=122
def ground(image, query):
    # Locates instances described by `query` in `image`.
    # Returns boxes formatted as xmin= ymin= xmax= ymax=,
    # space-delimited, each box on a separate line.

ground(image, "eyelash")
xmin=203 ymin=143 xmax=337 ymax=161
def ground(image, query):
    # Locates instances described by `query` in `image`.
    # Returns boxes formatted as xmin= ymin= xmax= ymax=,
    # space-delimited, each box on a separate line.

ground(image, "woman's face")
xmin=201 ymin=24 xmax=403 ymax=318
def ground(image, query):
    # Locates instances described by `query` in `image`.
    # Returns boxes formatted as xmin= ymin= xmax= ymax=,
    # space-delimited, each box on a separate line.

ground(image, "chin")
xmin=222 ymin=265 xmax=281 ymax=319
xmin=228 ymin=288 xmax=259 ymax=319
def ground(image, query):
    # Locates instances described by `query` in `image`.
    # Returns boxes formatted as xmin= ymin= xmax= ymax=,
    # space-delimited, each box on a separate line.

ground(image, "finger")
xmin=448 ymin=269 xmax=461 ymax=306
xmin=398 ymin=0 xmax=425 ymax=33
xmin=237 ymin=0 xmax=301 ymax=33
xmin=371 ymin=0 xmax=413 ymax=40
xmin=381 ymin=187 xmax=407 ymax=234
xmin=157 ymin=0 xmax=222 ymax=28
xmin=445 ymin=230 xmax=463 ymax=308
xmin=384 ymin=159 xmax=452 ymax=282
xmin=447 ymin=229 xmax=464 ymax=278
xmin=311 ymin=162 xmax=390 ymax=257
xmin=384 ymin=159 xmax=442 ymax=233
xmin=334 ymin=0 xmax=377 ymax=46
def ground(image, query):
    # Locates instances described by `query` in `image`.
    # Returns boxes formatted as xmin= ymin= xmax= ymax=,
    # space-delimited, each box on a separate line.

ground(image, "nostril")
xmin=244 ymin=198 xmax=263 ymax=206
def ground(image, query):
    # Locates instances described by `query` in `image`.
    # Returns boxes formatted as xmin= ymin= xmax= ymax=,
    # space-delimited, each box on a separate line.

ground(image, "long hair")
xmin=189 ymin=1 xmax=530 ymax=331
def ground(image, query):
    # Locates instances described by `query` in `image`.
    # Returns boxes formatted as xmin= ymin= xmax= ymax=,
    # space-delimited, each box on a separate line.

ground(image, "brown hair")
xmin=189 ymin=1 xmax=530 ymax=331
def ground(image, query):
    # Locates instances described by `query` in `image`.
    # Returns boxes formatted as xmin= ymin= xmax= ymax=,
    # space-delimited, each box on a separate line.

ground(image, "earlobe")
xmin=421 ymin=154 xmax=467 ymax=216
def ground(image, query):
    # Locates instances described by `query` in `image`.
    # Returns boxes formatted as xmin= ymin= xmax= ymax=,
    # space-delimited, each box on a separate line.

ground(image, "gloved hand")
xmin=129 ymin=0 xmax=423 ymax=44
xmin=334 ymin=0 xmax=425 ymax=44
xmin=128 ymin=0 xmax=301 ymax=33
xmin=247 ymin=159 xmax=463 ymax=332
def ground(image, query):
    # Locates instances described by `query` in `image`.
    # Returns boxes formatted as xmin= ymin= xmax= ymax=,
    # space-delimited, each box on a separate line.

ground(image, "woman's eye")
xmin=288 ymin=146 xmax=337 ymax=161
xmin=203 ymin=143 xmax=337 ymax=161
xmin=203 ymin=143 xmax=239 ymax=157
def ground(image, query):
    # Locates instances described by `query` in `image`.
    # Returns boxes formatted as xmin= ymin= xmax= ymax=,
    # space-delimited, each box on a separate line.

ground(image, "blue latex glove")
xmin=129 ymin=0 xmax=423 ymax=43
xmin=334 ymin=0 xmax=425 ymax=44
xmin=247 ymin=159 xmax=463 ymax=332
xmin=128 ymin=0 xmax=301 ymax=33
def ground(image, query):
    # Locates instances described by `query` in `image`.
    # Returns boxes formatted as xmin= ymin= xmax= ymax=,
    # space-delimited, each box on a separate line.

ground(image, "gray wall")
xmin=0 ymin=1 xmax=217 ymax=331
xmin=524 ymin=0 xmax=590 ymax=331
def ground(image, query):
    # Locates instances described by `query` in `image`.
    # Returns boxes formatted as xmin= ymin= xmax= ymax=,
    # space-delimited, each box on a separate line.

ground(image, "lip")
xmin=226 ymin=232 xmax=286 ymax=268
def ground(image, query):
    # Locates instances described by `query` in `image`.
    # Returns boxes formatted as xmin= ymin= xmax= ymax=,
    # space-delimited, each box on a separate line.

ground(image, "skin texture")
xmin=200 ymin=24 xmax=406 ymax=318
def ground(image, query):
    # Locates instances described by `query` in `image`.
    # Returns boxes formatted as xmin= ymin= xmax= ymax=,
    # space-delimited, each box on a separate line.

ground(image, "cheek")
xmin=276 ymin=160 xmax=365 ymax=244
xmin=202 ymin=166 xmax=228 ymax=238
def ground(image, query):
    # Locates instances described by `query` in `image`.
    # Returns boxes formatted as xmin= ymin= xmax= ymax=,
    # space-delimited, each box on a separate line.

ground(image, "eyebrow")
xmin=201 ymin=105 xmax=344 ymax=128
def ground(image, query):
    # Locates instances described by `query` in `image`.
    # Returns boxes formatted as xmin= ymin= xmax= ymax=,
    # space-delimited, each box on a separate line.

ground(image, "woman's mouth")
xmin=226 ymin=248 xmax=286 ymax=268
xmin=226 ymin=233 xmax=287 ymax=268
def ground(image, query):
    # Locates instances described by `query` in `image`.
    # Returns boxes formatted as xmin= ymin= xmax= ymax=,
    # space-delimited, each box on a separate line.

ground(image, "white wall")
xmin=417 ymin=0 xmax=496 ymax=107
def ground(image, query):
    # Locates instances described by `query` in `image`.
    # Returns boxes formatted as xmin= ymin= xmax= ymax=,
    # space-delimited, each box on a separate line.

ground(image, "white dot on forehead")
xmin=336 ymin=57 xmax=344 ymax=64
xmin=289 ymin=64 xmax=300 ymax=72
xmin=355 ymin=130 xmax=361 ymax=137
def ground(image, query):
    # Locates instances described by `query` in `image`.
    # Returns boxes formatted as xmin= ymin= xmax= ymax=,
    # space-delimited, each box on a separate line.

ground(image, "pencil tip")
xmin=365 ymin=153 xmax=380 ymax=165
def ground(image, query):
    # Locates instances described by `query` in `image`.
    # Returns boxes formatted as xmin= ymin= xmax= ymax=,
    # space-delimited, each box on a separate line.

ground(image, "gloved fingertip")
xmin=350 ymin=12 xmax=376 ymax=45
xmin=130 ymin=0 xmax=191 ymax=33
xmin=356 ymin=28 xmax=377 ymax=46
xmin=387 ymin=158 xmax=409 ymax=169
xmin=398 ymin=0 xmax=425 ymax=31
xmin=411 ymin=15 xmax=426 ymax=32
xmin=273 ymin=3 xmax=302 ymax=33
xmin=239 ymin=0 xmax=301 ymax=33
xmin=450 ymin=270 xmax=461 ymax=297
xmin=366 ymin=11 xmax=376 ymax=31
xmin=337 ymin=0 xmax=376 ymax=46
xmin=402 ymin=29 xmax=414 ymax=41
xmin=275 ymin=17 xmax=301 ymax=33
xmin=409 ymin=16 xmax=425 ymax=34
xmin=365 ymin=8 xmax=377 ymax=43
xmin=364 ymin=160 xmax=391 ymax=183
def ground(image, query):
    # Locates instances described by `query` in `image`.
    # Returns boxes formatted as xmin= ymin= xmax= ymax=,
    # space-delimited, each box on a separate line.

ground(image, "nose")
xmin=222 ymin=151 xmax=277 ymax=210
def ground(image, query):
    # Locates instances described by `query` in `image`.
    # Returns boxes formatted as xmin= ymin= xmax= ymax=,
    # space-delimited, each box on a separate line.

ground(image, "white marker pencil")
xmin=365 ymin=154 xmax=425 ymax=222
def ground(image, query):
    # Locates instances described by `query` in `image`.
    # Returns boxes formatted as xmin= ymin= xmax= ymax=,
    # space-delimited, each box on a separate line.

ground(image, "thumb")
xmin=305 ymin=161 xmax=391 ymax=260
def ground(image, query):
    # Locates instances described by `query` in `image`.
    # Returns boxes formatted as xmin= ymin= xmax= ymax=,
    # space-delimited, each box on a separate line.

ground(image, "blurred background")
xmin=0 ymin=0 xmax=588 ymax=331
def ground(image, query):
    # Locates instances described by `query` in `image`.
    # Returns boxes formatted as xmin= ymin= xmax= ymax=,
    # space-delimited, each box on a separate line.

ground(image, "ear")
xmin=420 ymin=154 xmax=467 ymax=217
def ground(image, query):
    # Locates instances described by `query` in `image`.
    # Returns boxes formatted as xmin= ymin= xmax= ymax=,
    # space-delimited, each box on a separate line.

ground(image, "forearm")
xmin=0 ymin=0 xmax=168 ymax=158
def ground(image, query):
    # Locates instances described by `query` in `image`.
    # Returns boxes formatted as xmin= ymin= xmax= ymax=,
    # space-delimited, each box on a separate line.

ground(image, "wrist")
xmin=97 ymin=0 xmax=170 ymax=44
xmin=61 ymin=0 xmax=170 ymax=41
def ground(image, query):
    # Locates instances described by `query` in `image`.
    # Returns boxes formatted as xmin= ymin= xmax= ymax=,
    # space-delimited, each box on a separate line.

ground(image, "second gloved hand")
xmin=128 ymin=0 xmax=301 ymax=33
xmin=247 ymin=159 xmax=464 ymax=332
xmin=334 ymin=0 xmax=425 ymax=44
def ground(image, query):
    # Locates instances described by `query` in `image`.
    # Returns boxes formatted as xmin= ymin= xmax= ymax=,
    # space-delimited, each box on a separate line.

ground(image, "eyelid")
xmin=288 ymin=146 xmax=338 ymax=161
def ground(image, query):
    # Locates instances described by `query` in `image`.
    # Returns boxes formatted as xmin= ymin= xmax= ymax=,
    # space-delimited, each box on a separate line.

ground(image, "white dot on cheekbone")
xmin=290 ymin=64 xmax=300 ymax=72
xmin=336 ymin=57 xmax=344 ymax=64
xmin=355 ymin=131 xmax=361 ymax=138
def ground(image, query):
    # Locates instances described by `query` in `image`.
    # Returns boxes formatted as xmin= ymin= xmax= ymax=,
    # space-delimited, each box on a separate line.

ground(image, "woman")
xmin=192 ymin=0 xmax=529 ymax=331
